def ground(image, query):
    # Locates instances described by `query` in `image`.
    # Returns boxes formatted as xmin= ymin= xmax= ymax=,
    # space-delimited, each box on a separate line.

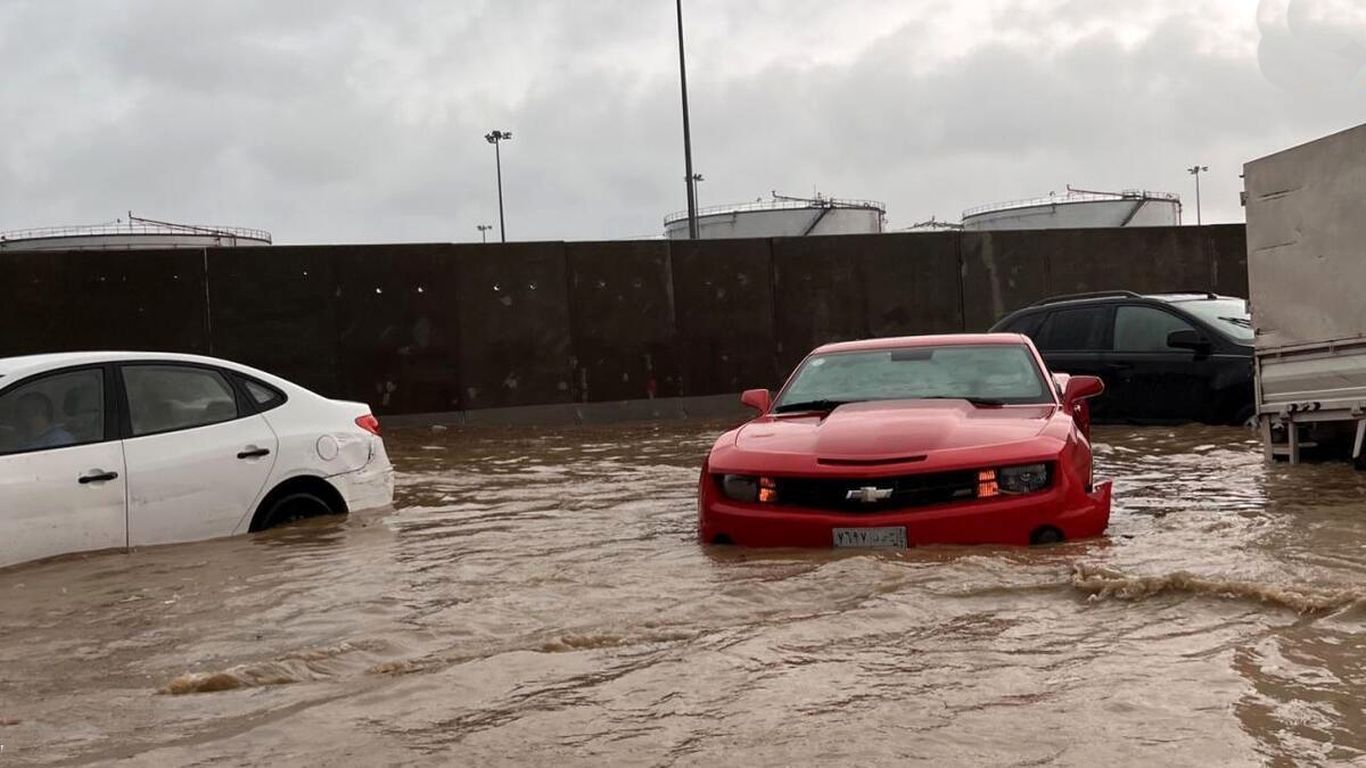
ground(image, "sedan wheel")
xmin=262 ymin=493 xmax=332 ymax=530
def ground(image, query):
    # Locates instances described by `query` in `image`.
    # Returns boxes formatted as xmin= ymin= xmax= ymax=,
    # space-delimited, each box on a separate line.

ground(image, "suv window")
xmin=1114 ymin=306 xmax=1196 ymax=351
xmin=1001 ymin=312 xmax=1044 ymax=338
xmin=0 ymin=369 xmax=105 ymax=455
xmin=1035 ymin=307 xmax=1108 ymax=351
xmin=123 ymin=365 xmax=239 ymax=437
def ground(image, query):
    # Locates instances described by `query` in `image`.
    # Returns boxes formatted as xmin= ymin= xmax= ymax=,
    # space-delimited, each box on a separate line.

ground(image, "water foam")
xmin=1071 ymin=564 xmax=1364 ymax=614
xmin=161 ymin=642 xmax=371 ymax=695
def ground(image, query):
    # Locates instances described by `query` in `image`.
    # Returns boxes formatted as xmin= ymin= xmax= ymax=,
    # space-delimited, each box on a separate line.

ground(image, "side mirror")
xmin=740 ymin=388 xmax=772 ymax=414
xmin=1167 ymin=329 xmax=1211 ymax=353
xmin=1063 ymin=375 xmax=1104 ymax=406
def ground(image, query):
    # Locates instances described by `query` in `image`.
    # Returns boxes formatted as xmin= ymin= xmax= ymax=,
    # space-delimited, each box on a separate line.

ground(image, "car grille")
xmin=774 ymin=469 xmax=981 ymax=513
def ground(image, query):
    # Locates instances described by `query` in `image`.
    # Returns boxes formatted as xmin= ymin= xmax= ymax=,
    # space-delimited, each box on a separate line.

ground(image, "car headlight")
xmin=720 ymin=474 xmax=776 ymax=503
xmin=996 ymin=463 xmax=1050 ymax=495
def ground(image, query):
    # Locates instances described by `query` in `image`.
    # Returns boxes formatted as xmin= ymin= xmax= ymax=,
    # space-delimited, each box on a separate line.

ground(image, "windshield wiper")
xmin=772 ymin=399 xmax=854 ymax=414
xmin=1219 ymin=316 xmax=1252 ymax=328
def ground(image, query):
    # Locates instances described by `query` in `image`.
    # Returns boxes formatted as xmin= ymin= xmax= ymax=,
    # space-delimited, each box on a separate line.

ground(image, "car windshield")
xmin=1175 ymin=298 xmax=1254 ymax=342
xmin=774 ymin=344 xmax=1054 ymax=410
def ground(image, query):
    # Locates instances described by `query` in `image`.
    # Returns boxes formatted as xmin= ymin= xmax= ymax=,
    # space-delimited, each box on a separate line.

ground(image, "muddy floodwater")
xmin=5 ymin=423 xmax=1366 ymax=766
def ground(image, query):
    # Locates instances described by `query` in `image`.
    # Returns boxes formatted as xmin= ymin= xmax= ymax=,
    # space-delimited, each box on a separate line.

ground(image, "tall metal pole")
xmin=494 ymin=140 xmax=506 ymax=242
xmin=1188 ymin=165 xmax=1207 ymax=226
xmin=1195 ymin=170 xmax=1202 ymax=226
xmin=486 ymin=130 xmax=512 ymax=242
xmin=676 ymin=0 xmax=699 ymax=239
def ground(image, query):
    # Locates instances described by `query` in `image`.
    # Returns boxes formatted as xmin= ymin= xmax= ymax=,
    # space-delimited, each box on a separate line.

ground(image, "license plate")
xmin=833 ymin=526 xmax=907 ymax=549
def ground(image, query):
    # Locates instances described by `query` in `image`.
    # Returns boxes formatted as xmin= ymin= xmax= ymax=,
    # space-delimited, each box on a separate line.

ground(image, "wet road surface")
xmin=3 ymin=423 xmax=1366 ymax=766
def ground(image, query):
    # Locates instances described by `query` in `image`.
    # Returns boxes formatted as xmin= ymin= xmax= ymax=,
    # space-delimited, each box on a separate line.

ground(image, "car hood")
xmin=734 ymin=400 xmax=1058 ymax=460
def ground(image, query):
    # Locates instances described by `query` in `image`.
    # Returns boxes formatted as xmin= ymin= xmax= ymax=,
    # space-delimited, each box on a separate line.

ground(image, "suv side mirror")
xmin=740 ymin=388 xmax=772 ymax=413
xmin=1167 ymin=329 xmax=1211 ymax=353
xmin=1063 ymin=375 xmax=1104 ymax=406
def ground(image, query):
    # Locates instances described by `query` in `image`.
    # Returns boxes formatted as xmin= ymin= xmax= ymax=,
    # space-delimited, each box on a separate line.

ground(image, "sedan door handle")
xmin=237 ymin=447 xmax=271 ymax=460
xmin=79 ymin=470 xmax=119 ymax=485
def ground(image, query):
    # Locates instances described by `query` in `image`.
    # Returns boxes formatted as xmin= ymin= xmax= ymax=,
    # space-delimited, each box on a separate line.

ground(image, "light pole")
xmin=675 ymin=0 xmax=699 ymax=239
xmin=485 ymin=130 xmax=512 ymax=242
xmin=1187 ymin=165 xmax=1208 ymax=226
xmin=477 ymin=224 xmax=492 ymax=243
xmin=690 ymin=173 xmax=704 ymax=212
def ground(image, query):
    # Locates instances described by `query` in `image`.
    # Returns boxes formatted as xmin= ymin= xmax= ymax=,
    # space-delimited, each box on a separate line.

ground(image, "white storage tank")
xmin=0 ymin=215 xmax=272 ymax=251
xmin=962 ymin=187 xmax=1182 ymax=231
xmin=664 ymin=194 xmax=885 ymax=239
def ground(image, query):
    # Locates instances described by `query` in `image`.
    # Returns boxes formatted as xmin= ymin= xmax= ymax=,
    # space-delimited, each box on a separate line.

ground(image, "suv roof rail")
xmin=1028 ymin=290 xmax=1142 ymax=307
xmin=1150 ymin=290 xmax=1219 ymax=300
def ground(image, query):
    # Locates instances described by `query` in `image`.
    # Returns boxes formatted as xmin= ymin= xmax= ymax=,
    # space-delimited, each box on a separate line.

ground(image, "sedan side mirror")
xmin=1167 ymin=329 xmax=1211 ymax=353
xmin=1063 ymin=375 xmax=1104 ymax=406
xmin=740 ymin=388 xmax=772 ymax=413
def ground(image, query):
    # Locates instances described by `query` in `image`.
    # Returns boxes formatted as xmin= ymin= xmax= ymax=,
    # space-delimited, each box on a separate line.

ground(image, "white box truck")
xmin=1245 ymin=122 xmax=1366 ymax=465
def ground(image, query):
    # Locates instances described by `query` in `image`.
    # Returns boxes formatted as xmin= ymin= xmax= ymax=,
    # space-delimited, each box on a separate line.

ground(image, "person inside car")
xmin=17 ymin=392 xmax=76 ymax=451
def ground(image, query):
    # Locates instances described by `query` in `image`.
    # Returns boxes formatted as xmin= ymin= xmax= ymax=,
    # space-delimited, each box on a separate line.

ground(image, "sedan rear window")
xmin=776 ymin=344 xmax=1053 ymax=408
xmin=123 ymin=365 xmax=240 ymax=437
xmin=239 ymin=378 xmax=286 ymax=411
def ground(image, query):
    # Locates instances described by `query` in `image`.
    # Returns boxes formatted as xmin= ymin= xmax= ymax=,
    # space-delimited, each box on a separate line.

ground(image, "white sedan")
xmin=0 ymin=352 xmax=394 ymax=569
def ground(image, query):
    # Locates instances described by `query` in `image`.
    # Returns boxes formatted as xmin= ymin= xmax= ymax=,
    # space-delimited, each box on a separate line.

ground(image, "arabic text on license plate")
xmin=832 ymin=526 xmax=907 ymax=549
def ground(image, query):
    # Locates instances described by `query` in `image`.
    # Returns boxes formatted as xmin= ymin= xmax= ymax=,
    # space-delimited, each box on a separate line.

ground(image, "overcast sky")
xmin=2 ymin=0 xmax=1364 ymax=244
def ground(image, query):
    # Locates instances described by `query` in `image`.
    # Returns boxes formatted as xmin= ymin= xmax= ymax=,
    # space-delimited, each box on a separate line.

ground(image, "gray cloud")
xmin=2 ymin=0 xmax=1363 ymax=243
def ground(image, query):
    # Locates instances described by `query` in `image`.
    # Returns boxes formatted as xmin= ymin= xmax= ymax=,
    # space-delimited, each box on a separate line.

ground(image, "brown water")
xmin=4 ymin=423 xmax=1366 ymax=767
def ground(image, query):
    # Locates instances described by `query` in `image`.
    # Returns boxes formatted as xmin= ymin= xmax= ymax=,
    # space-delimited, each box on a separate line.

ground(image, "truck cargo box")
xmin=1245 ymin=123 xmax=1366 ymax=464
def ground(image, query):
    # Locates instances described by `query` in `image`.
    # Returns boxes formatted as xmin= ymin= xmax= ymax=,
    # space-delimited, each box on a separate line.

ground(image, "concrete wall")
xmin=0 ymin=224 xmax=1246 ymax=416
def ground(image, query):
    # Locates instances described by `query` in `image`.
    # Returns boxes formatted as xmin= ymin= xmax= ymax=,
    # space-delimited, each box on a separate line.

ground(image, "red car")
xmin=698 ymin=334 xmax=1111 ymax=548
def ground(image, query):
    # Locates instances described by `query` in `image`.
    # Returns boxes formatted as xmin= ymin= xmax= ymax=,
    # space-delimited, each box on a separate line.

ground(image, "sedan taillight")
xmin=355 ymin=414 xmax=381 ymax=436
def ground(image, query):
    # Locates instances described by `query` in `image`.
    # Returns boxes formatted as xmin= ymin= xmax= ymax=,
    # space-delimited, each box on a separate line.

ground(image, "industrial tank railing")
xmin=664 ymin=197 xmax=886 ymax=226
xmin=963 ymin=189 xmax=1180 ymax=220
xmin=0 ymin=217 xmax=272 ymax=244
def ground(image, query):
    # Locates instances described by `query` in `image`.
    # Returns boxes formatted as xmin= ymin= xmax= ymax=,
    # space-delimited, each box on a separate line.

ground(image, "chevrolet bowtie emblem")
xmin=846 ymin=486 xmax=894 ymax=503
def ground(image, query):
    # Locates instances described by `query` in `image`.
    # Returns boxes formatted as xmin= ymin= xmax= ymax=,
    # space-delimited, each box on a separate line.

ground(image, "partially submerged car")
xmin=989 ymin=291 xmax=1254 ymax=425
xmin=0 ymin=352 xmax=394 ymax=569
xmin=698 ymin=334 xmax=1110 ymax=548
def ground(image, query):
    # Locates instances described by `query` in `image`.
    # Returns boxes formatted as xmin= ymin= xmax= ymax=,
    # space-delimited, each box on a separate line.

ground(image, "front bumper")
xmin=699 ymin=478 xmax=1111 ymax=548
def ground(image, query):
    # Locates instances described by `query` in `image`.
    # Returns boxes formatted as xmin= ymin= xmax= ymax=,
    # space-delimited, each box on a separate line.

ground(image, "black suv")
xmin=989 ymin=291 xmax=1254 ymax=425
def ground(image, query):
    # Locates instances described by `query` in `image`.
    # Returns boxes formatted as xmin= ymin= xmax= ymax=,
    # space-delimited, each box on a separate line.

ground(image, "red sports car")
xmin=698 ymin=334 xmax=1111 ymax=548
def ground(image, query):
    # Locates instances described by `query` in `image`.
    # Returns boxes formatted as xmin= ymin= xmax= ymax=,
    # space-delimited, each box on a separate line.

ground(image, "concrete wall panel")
xmin=859 ymin=233 xmax=963 ymax=337
xmin=0 ymin=250 xmax=208 ymax=357
xmin=959 ymin=231 xmax=1053 ymax=331
xmin=1044 ymin=228 xmax=1211 ymax=297
xmin=566 ymin=241 xmax=679 ymax=402
xmin=454 ymin=242 xmax=573 ymax=409
xmin=0 ymin=251 xmax=76 ymax=356
xmin=332 ymin=245 xmax=462 ymax=415
xmin=63 ymin=250 xmax=210 ymax=355
xmin=771 ymin=235 xmax=869 ymax=375
xmin=670 ymin=238 xmax=779 ymax=393
xmin=206 ymin=246 xmax=342 ymax=396
xmin=1206 ymin=224 xmax=1249 ymax=298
